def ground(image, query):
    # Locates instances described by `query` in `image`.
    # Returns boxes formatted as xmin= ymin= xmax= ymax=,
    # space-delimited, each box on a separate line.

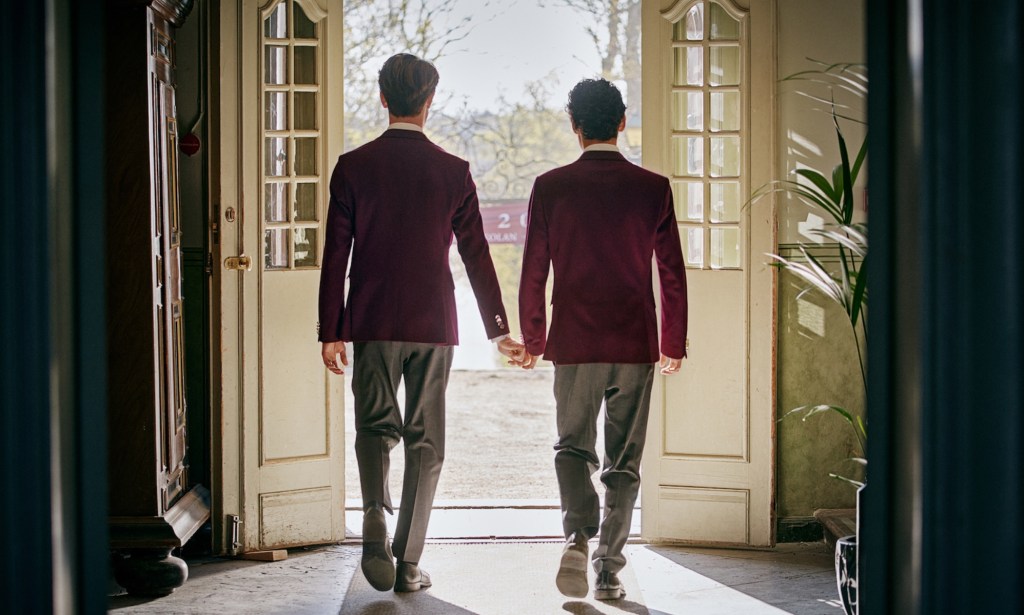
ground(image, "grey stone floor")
xmin=109 ymin=541 xmax=843 ymax=615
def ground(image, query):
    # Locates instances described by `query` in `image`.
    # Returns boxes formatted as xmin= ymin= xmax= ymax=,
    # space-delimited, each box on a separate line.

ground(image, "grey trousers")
xmin=554 ymin=362 xmax=655 ymax=574
xmin=352 ymin=341 xmax=454 ymax=564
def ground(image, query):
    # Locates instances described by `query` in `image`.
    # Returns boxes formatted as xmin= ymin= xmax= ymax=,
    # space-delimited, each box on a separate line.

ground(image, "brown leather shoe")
xmin=556 ymin=531 xmax=589 ymax=598
xmin=594 ymin=570 xmax=626 ymax=600
xmin=361 ymin=504 xmax=395 ymax=591
xmin=394 ymin=561 xmax=432 ymax=592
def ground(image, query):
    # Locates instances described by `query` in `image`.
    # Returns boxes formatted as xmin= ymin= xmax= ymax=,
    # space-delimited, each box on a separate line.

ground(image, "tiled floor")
xmin=109 ymin=538 xmax=843 ymax=614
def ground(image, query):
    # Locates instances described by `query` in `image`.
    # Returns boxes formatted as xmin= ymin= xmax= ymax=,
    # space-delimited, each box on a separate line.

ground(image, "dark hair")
xmin=378 ymin=53 xmax=439 ymax=117
xmin=566 ymin=78 xmax=627 ymax=141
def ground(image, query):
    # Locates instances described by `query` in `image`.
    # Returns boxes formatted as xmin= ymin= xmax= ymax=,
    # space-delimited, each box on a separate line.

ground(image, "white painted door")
xmin=215 ymin=0 xmax=346 ymax=552
xmin=640 ymin=0 xmax=776 ymax=547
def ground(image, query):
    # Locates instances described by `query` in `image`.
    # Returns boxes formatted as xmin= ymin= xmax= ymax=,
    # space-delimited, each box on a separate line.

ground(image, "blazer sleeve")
xmin=452 ymin=166 xmax=509 ymax=339
xmin=654 ymin=179 xmax=688 ymax=358
xmin=518 ymin=182 xmax=551 ymax=357
xmin=317 ymin=160 xmax=353 ymax=343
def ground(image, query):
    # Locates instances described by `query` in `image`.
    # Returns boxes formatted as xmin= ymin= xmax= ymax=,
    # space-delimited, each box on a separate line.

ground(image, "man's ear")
xmin=379 ymin=92 xmax=388 ymax=108
xmin=570 ymin=117 xmax=580 ymax=134
xmin=617 ymin=115 xmax=626 ymax=132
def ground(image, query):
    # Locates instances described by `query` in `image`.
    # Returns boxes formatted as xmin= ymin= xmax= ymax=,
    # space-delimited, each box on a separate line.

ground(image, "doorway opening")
xmin=341 ymin=0 xmax=644 ymax=539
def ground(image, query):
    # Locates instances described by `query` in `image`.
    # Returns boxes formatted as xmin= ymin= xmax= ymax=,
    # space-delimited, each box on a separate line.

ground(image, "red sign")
xmin=480 ymin=200 xmax=529 ymax=245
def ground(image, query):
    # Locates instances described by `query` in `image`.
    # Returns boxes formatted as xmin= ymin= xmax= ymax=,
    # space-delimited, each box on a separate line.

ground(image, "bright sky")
xmin=429 ymin=1 xmax=603 ymax=111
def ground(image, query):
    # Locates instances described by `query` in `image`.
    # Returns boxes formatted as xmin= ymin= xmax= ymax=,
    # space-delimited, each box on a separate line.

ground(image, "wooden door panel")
xmin=641 ymin=0 xmax=776 ymax=547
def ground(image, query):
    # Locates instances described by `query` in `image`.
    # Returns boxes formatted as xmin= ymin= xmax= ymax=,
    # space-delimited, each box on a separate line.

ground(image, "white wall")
xmin=777 ymin=0 xmax=867 ymax=244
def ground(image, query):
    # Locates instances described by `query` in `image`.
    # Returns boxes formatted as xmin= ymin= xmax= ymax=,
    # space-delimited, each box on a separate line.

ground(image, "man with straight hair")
xmin=319 ymin=53 xmax=524 ymax=593
xmin=518 ymin=78 xmax=688 ymax=601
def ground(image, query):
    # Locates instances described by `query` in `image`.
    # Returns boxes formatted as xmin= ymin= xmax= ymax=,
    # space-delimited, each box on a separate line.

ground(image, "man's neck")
xmin=579 ymin=137 xmax=617 ymax=149
xmin=388 ymin=113 xmax=426 ymax=127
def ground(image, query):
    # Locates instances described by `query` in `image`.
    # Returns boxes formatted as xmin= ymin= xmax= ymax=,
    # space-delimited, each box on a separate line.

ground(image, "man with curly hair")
xmin=518 ymin=78 xmax=688 ymax=600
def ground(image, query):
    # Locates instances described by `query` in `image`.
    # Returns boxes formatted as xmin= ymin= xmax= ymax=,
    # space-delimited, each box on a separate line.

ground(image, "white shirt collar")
xmin=388 ymin=122 xmax=424 ymax=132
xmin=583 ymin=143 xmax=620 ymax=153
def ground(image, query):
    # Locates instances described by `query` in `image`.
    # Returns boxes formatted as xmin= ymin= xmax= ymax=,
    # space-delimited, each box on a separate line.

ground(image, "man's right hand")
xmin=497 ymin=336 xmax=527 ymax=366
xmin=322 ymin=341 xmax=348 ymax=375
xmin=659 ymin=354 xmax=682 ymax=375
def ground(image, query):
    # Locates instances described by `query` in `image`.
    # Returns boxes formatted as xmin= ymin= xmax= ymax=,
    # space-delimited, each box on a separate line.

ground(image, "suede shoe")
xmin=361 ymin=503 xmax=395 ymax=591
xmin=555 ymin=531 xmax=589 ymax=598
xmin=394 ymin=561 xmax=432 ymax=592
xmin=594 ymin=570 xmax=626 ymax=600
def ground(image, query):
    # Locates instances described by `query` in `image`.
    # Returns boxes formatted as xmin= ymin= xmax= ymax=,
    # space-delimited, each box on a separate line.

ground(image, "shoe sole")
xmin=361 ymin=550 xmax=396 ymax=591
xmin=594 ymin=587 xmax=626 ymax=601
xmin=556 ymin=549 xmax=589 ymax=598
xmin=394 ymin=579 xmax=432 ymax=593
xmin=361 ymin=514 xmax=395 ymax=591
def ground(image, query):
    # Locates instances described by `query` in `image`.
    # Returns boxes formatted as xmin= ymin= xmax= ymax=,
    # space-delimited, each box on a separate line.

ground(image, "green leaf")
xmin=851 ymin=255 xmax=868 ymax=327
xmin=851 ymin=133 xmax=868 ymax=185
xmin=768 ymin=254 xmax=843 ymax=305
xmin=835 ymin=114 xmax=856 ymax=225
xmin=794 ymin=168 xmax=839 ymax=203
xmin=828 ymin=473 xmax=866 ymax=489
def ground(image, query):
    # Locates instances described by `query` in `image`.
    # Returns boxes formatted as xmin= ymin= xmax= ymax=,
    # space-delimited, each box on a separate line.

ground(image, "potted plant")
xmin=753 ymin=61 xmax=867 ymax=615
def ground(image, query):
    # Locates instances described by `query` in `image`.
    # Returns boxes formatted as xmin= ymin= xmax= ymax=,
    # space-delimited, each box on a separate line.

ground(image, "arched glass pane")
xmin=294 ymin=2 xmax=318 ymax=39
xmin=264 ymin=2 xmax=288 ymax=39
xmin=710 ymin=2 xmax=740 ymax=40
xmin=673 ymin=3 xmax=704 ymax=41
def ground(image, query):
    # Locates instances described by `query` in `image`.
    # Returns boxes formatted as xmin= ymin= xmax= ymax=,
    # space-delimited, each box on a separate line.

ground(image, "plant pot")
xmin=835 ymin=534 xmax=858 ymax=615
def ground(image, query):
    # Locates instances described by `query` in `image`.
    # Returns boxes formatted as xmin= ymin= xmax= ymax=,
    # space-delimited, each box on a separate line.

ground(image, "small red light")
xmin=179 ymin=133 xmax=201 ymax=157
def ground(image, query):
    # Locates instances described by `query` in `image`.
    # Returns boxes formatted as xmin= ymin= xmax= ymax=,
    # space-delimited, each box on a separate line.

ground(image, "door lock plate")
xmin=224 ymin=255 xmax=253 ymax=271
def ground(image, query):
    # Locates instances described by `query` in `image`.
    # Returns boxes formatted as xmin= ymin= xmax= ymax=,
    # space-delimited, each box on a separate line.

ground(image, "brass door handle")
xmin=224 ymin=255 xmax=253 ymax=271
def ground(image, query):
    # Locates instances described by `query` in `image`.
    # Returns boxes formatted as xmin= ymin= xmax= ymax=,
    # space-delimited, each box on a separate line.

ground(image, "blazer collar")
xmin=578 ymin=150 xmax=627 ymax=162
xmin=381 ymin=128 xmax=431 ymax=142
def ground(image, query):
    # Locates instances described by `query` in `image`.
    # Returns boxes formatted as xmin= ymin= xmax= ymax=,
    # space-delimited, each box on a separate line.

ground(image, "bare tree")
xmin=548 ymin=0 xmax=641 ymax=146
xmin=343 ymin=0 xmax=485 ymax=149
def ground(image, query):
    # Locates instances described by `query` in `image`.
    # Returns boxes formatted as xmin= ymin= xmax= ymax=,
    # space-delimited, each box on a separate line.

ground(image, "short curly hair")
xmin=566 ymin=78 xmax=626 ymax=141
xmin=378 ymin=53 xmax=439 ymax=117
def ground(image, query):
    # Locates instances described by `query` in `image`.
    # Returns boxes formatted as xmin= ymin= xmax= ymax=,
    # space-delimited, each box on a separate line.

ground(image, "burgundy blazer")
xmin=318 ymin=128 xmax=509 ymax=344
xmin=518 ymin=150 xmax=688 ymax=364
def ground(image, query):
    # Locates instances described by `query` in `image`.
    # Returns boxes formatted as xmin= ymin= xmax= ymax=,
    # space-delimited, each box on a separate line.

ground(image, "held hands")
xmin=322 ymin=341 xmax=349 ymax=375
xmin=659 ymin=354 xmax=682 ymax=375
xmin=498 ymin=335 xmax=537 ymax=369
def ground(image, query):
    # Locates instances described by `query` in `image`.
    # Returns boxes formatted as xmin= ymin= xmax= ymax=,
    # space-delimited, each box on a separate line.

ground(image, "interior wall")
xmin=775 ymin=0 xmax=867 ymax=523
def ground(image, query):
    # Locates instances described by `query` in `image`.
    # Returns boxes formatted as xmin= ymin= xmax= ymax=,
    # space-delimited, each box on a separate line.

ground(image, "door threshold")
xmin=344 ymin=500 xmax=640 ymax=541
